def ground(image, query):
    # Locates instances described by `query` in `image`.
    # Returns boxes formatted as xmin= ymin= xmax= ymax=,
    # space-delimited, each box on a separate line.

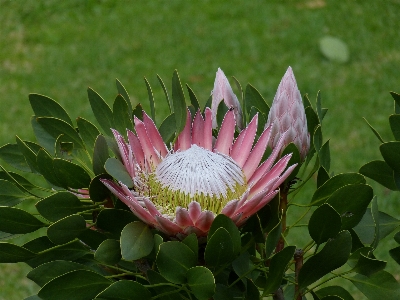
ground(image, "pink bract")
xmin=101 ymin=107 xmax=296 ymax=238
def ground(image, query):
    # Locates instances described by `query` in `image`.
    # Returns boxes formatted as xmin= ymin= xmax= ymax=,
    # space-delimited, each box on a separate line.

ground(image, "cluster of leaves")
xmin=0 ymin=71 xmax=399 ymax=299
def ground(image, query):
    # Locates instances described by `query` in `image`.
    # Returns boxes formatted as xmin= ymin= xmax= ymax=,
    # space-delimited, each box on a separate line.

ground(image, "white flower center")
xmin=155 ymin=144 xmax=245 ymax=198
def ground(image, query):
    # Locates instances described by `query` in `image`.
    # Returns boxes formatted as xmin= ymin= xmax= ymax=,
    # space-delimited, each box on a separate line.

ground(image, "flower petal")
xmin=127 ymin=130 xmax=145 ymax=169
xmin=142 ymin=111 xmax=168 ymax=157
xmin=155 ymin=215 xmax=183 ymax=235
xmin=214 ymin=109 xmax=235 ymax=155
xmin=221 ymin=200 xmax=239 ymax=218
xmin=231 ymin=114 xmax=258 ymax=167
xmin=194 ymin=210 xmax=215 ymax=232
xmin=192 ymin=110 xmax=205 ymax=147
xmin=134 ymin=116 xmax=161 ymax=168
xmin=175 ymin=207 xmax=195 ymax=227
xmin=188 ymin=201 xmax=202 ymax=222
xmin=242 ymin=123 xmax=273 ymax=179
xmin=174 ymin=109 xmax=192 ymax=151
xmin=204 ymin=108 xmax=213 ymax=150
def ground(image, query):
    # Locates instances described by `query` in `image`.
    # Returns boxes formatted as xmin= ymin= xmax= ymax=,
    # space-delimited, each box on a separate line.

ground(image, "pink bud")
xmin=266 ymin=67 xmax=310 ymax=160
xmin=211 ymin=68 xmax=243 ymax=129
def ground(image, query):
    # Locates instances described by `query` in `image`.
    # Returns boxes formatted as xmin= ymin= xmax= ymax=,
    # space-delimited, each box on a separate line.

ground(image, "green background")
xmin=1 ymin=1 xmax=399 ymax=298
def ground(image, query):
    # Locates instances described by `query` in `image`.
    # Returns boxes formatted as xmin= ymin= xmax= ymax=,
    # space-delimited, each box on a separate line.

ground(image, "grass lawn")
xmin=1 ymin=0 xmax=400 ymax=299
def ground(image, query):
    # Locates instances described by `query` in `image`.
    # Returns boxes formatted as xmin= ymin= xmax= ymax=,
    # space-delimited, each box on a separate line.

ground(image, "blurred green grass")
xmin=1 ymin=0 xmax=400 ymax=298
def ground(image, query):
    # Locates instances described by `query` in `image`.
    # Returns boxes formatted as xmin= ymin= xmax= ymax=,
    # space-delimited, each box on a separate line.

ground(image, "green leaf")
xmin=23 ymin=237 xmax=88 ymax=268
xmin=305 ymin=106 xmax=320 ymax=148
xmin=104 ymin=158 xmax=133 ymax=188
xmin=380 ymin=142 xmax=400 ymax=173
xmin=299 ymin=231 xmax=352 ymax=289
xmin=310 ymin=173 xmax=366 ymax=206
xmin=208 ymin=214 xmax=241 ymax=256
xmin=313 ymin=125 xmax=323 ymax=153
xmin=16 ymin=136 xmax=39 ymax=173
xmin=352 ymin=253 xmax=386 ymax=277
xmin=309 ymin=204 xmax=342 ymax=244
xmin=249 ymin=106 xmax=267 ymax=136
xmin=363 ymin=117 xmax=384 ymax=143
xmin=317 ymin=166 xmax=330 ymax=188
xmin=281 ymin=143 xmax=301 ymax=181
xmin=87 ymin=87 xmax=114 ymax=136
xmin=53 ymin=158 xmax=91 ymax=189
xmin=156 ymin=241 xmax=196 ymax=284
xmin=147 ymin=270 xmax=177 ymax=300
xmin=116 ymin=78 xmax=133 ymax=113
xmin=97 ymin=280 xmax=151 ymax=300
xmin=395 ymin=231 xmax=400 ymax=244
xmin=0 ymin=143 xmax=31 ymax=172
xmin=205 ymin=227 xmax=235 ymax=268
xmin=157 ymin=74 xmax=172 ymax=113
xmin=263 ymin=246 xmax=296 ymax=294
xmin=27 ymin=260 xmax=93 ymax=287
xmin=327 ymin=184 xmax=373 ymax=230
xmin=47 ymin=214 xmax=87 ymax=245
xmin=389 ymin=114 xmax=400 ymax=141
xmin=93 ymin=135 xmax=109 ymax=175
xmin=38 ymin=270 xmax=111 ymax=300
xmin=391 ymin=91 xmax=400 ymax=114
xmin=77 ymin=117 xmax=101 ymax=155
xmin=354 ymin=209 xmax=400 ymax=245
xmin=89 ymin=174 xmax=112 ymax=202
xmin=159 ymin=113 xmax=176 ymax=144
xmin=0 ymin=243 xmax=35 ymax=263
xmin=232 ymin=251 xmax=255 ymax=280
xmin=182 ymin=233 xmax=198 ymax=259
xmin=370 ymin=196 xmax=380 ymax=249
xmin=316 ymin=286 xmax=354 ymax=300
xmin=132 ymin=103 xmax=143 ymax=121
xmin=389 ymin=246 xmax=400 ymax=265
xmin=0 ymin=179 xmax=31 ymax=206
xmin=144 ymin=77 xmax=156 ymax=122
xmin=359 ymin=160 xmax=397 ymax=190
xmin=36 ymin=149 xmax=62 ymax=187
xmin=187 ymin=266 xmax=216 ymax=300
xmin=120 ymin=221 xmax=154 ymax=261
xmin=95 ymin=239 xmax=121 ymax=265
xmin=171 ymin=70 xmax=187 ymax=135
xmin=0 ymin=207 xmax=43 ymax=234
xmin=113 ymin=94 xmax=133 ymax=134
xmin=29 ymin=93 xmax=73 ymax=126
xmin=37 ymin=117 xmax=84 ymax=149
xmin=244 ymin=84 xmax=269 ymax=115
xmin=319 ymin=36 xmax=349 ymax=63
xmin=31 ymin=116 xmax=56 ymax=154
xmin=186 ymin=84 xmax=200 ymax=112
xmin=350 ymin=271 xmax=400 ymax=300
xmin=216 ymin=100 xmax=229 ymax=128
xmin=316 ymin=91 xmax=323 ymax=122
xmin=96 ymin=209 xmax=138 ymax=238
xmin=36 ymin=192 xmax=85 ymax=222
xmin=265 ymin=218 xmax=282 ymax=258
xmin=319 ymin=140 xmax=330 ymax=171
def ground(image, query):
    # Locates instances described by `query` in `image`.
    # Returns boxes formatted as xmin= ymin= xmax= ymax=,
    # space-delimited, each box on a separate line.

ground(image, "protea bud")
xmin=211 ymin=68 xmax=243 ymax=129
xmin=265 ymin=67 xmax=310 ymax=160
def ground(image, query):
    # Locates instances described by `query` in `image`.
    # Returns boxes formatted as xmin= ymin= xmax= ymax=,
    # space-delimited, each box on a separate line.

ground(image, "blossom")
xmin=211 ymin=68 xmax=243 ymax=129
xmin=101 ymin=107 xmax=296 ymax=238
xmin=265 ymin=67 xmax=310 ymax=160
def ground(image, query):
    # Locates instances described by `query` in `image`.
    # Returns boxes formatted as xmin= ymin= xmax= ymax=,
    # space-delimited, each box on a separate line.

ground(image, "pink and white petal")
xmin=134 ymin=117 xmax=161 ymax=168
xmin=100 ymin=179 xmax=129 ymax=203
xmin=249 ymin=168 xmax=282 ymax=198
xmin=174 ymin=110 xmax=192 ymax=151
xmin=183 ymin=226 xmax=207 ymax=237
xmin=248 ymin=134 xmax=289 ymax=186
xmin=155 ymin=215 xmax=183 ymax=235
xmin=188 ymin=201 xmax=202 ymax=223
xmin=111 ymin=129 xmax=132 ymax=174
xmin=230 ymin=212 xmax=243 ymax=225
xmin=221 ymin=200 xmax=239 ymax=218
xmin=214 ymin=110 xmax=235 ymax=155
xmin=127 ymin=130 xmax=145 ymax=168
xmin=143 ymin=198 xmax=162 ymax=217
xmin=195 ymin=210 xmax=215 ymax=232
xmin=192 ymin=110 xmax=205 ymax=147
xmin=175 ymin=207 xmax=194 ymax=227
xmin=242 ymin=124 xmax=273 ymax=179
xmin=232 ymin=114 xmax=258 ymax=167
xmin=237 ymin=188 xmax=272 ymax=216
xmin=241 ymin=191 xmax=279 ymax=220
xmin=271 ymin=163 xmax=298 ymax=190
xmin=204 ymin=108 xmax=213 ymax=150
xmin=142 ymin=111 xmax=168 ymax=157
xmin=230 ymin=126 xmax=247 ymax=161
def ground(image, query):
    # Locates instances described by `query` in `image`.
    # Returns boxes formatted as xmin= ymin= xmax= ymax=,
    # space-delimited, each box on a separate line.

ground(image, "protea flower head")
xmin=101 ymin=109 xmax=296 ymax=238
xmin=265 ymin=67 xmax=310 ymax=160
xmin=211 ymin=68 xmax=243 ymax=130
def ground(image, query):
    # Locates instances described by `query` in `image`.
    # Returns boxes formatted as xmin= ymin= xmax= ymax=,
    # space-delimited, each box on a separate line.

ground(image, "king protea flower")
xmin=265 ymin=67 xmax=310 ymax=160
xmin=211 ymin=68 xmax=243 ymax=130
xmin=101 ymin=109 xmax=296 ymax=238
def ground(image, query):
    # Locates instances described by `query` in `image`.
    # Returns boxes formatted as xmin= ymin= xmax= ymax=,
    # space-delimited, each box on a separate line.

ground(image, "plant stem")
xmin=276 ymin=187 xmax=288 ymax=253
xmin=294 ymin=248 xmax=304 ymax=300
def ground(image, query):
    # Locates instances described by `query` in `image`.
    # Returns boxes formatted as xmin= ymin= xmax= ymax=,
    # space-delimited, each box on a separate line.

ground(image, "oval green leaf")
xmin=97 ymin=280 xmax=151 ymax=300
xmin=309 ymin=204 xmax=342 ymax=244
xmin=187 ymin=266 xmax=216 ymax=300
xmin=95 ymin=239 xmax=121 ymax=265
xmin=0 ymin=207 xmax=43 ymax=234
xmin=120 ymin=221 xmax=154 ymax=261
xmin=47 ymin=214 xmax=87 ymax=245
